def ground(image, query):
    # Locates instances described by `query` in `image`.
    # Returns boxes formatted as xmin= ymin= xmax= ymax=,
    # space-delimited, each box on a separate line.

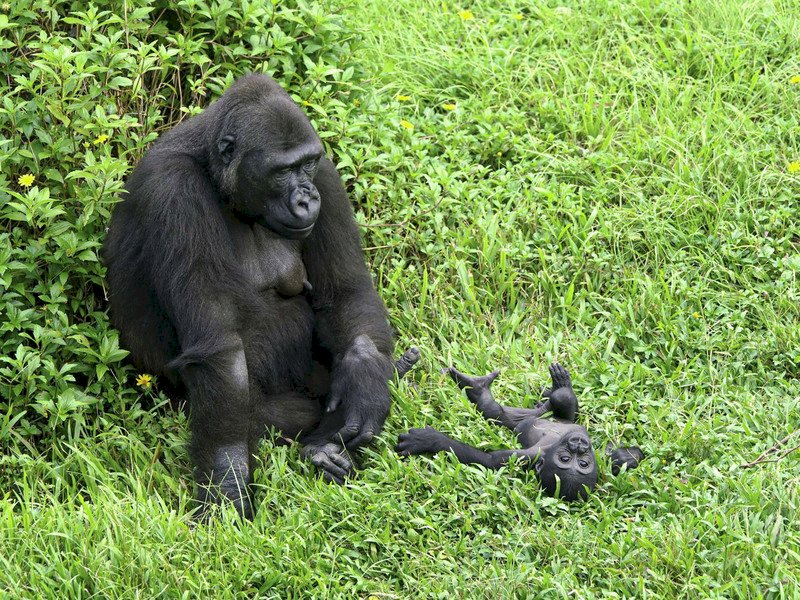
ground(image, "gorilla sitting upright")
xmin=103 ymin=74 xmax=395 ymax=519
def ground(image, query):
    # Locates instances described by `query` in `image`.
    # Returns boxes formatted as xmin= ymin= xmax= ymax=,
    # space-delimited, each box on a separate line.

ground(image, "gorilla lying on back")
xmin=103 ymin=74 xmax=398 ymax=519
xmin=397 ymin=363 xmax=643 ymax=501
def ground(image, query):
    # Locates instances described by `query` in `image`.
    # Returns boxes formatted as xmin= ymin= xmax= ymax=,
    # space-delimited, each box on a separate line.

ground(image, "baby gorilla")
xmin=397 ymin=363 xmax=638 ymax=501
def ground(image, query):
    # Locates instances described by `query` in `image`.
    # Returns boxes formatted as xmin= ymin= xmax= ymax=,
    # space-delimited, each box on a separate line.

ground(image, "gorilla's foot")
xmin=395 ymin=346 xmax=421 ymax=378
xmin=443 ymin=366 xmax=500 ymax=393
xmin=302 ymin=442 xmax=354 ymax=485
xmin=548 ymin=363 xmax=573 ymax=390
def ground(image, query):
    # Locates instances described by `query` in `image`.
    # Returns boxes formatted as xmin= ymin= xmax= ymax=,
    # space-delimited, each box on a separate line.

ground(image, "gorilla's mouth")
xmin=260 ymin=218 xmax=316 ymax=239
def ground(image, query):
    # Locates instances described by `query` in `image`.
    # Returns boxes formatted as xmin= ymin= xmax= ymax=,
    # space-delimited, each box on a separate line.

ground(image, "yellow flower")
xmin=399 ymin=120 xmax=414 ymax=130
xmin=18 ymin=173 xmax=34 ymax=187
xmin=458 ymin=9 xmax=475 ymax=20
xmin=789 ymin=161 xmax=800 ymax=174
xmin=396 ymin=94 xmax=411 ymax=101
xmin=93 ymin=134 xmax=109 ymax=145
xmin=790 ymin=75 xmax=800 ymax=84
xmin=136 ymin=374 xmax=153 ymax=389
xmin=692 ymin=312 xmax=700 ymax=319
xmin=513 ymin=13 xmax=524 ymax=21
xmin=443 ymin=103 xmax=457 ymax=111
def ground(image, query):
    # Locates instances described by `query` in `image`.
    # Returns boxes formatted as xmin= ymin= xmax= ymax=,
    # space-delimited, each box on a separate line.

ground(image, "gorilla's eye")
xmin=303 ymin=159 xmax=318 ymax=172
xmin=275 ymin=166 xmax=292 ymax=178
xmin=579 ymin=460 xmax=589 ymax=468
xmin=559 ymin=455 xmax=571 ymax=463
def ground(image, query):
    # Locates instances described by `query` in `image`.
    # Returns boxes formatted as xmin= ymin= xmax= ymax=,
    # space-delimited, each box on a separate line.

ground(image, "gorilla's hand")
xmin=396 ymin=426 xmax=448 ymax=456
xmin=325 ymin=335 xmax=392 ymax=449
xmin=301 ymin=442 xmax=354 ymax=484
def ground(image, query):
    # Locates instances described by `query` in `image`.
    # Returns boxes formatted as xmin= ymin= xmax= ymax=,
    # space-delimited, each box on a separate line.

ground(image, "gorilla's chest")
xmin=231 ymin=225 xmax=307 ymax=297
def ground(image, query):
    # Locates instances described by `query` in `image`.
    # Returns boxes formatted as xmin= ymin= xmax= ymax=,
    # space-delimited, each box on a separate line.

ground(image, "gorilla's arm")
xmin=396 ymin=426 xmax=532 ymax=469
xmin=131 ymin=153 xmax=255 ymax=517
xmin=303 ymin=159 xmax=394 ymax=449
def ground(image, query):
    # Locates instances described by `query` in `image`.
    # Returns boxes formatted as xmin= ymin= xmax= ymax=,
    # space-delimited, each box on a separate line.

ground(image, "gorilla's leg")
xmin=252 ymin=391 xmax=323 ymax=440
xmin=179 ymin=342 xmax=254 ymax=520
xmin=541 ymin=363 xmax=579 ymax=422
xmin=444 ymin=367 xmax=548 ymax=430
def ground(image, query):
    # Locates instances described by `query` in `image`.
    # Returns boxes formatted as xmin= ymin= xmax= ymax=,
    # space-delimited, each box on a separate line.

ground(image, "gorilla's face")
xmin=536 ymin=432 xmax=597 ymax=501
xmin=215 ymin=98 xmax=325 ymax=239
xmin=235 ymin=145 xmax=323 ymax=239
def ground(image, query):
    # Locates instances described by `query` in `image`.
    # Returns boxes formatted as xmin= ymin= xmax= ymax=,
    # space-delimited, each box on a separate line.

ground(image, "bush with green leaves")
xmin=0 ymin=0 xmax=365 ymax=461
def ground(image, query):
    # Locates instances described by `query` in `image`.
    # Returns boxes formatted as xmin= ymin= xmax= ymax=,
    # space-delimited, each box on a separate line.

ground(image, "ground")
xmin=2 ymin=0 xmax=799 ymax=597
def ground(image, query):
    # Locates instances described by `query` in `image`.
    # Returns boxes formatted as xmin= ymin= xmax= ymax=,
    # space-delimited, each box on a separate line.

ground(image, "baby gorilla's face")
xmin=554 ymin=433 xmax=595 ymax=473
xmin=537 ymin=432 xmax=598 ymax=501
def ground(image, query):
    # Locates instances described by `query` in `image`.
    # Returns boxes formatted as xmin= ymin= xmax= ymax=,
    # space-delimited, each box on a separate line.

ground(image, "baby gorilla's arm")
xmin=396 ymin=426 xmax=521 ymax=469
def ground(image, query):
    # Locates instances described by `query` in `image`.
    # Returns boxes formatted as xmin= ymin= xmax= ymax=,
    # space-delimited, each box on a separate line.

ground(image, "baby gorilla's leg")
xmin=542 ymin=363 xmax=579 ymax=422
xmin=444 ymin=367 xmax=538 ymax=430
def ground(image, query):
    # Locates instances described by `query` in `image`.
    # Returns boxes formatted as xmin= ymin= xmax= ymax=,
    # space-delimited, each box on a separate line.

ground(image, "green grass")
xmin=3 ymin=0 xmax=800 ymax=597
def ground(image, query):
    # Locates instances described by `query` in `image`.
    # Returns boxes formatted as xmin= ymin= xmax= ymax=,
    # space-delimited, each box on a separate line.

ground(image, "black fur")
xmin=103 ymin=74 xmax=394 ymax=519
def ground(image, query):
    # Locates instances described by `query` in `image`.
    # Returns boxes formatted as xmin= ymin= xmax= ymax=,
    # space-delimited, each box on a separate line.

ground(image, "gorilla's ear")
xmin=218 ymin=135 xmax=235 ymax=164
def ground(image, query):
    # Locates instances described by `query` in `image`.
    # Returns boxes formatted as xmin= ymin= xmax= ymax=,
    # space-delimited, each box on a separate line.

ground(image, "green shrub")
xmin=0 ymin=0 xmax=364 ymax=457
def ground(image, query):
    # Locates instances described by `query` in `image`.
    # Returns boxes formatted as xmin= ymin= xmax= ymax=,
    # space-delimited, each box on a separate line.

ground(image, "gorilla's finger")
xmin=333 ymin=421 xmax=361 ymax=444
xmin=346 ymin=429 xmax=375 ymax=449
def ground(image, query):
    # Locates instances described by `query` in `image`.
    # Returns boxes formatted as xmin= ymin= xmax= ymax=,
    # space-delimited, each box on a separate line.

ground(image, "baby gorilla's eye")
xmin=579 ymin=460 xmax=589 ymax=468
xmin=559 ymin=455 xmax=571 ymax=463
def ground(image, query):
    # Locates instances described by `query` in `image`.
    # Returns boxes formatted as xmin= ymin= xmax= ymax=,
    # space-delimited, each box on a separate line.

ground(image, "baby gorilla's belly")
xmin=517 ymin=419 xmax=582 ymax=448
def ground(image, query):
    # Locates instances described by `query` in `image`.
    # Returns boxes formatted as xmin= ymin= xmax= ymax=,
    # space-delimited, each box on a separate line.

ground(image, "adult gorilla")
xmin=103 ymin=74 xmax=394 ymax=519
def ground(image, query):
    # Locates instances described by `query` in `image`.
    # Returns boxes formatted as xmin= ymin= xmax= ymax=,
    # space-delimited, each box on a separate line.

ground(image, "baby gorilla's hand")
xmin=396 ymin=426 xmax=447 ymax=456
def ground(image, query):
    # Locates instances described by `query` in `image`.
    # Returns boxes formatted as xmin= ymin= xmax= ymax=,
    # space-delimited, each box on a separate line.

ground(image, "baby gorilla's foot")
xmin=443 ymin=366 xmax=500 ymax=392
xmin=549 ymin=363 xmax=573 ymax=390
xmin=395 ymin=346 xmax=421 ymax=378
xmin=542 ymin=363 xmax=579 ymax=421
xmin=301 ymin=442 xmax=354 ymax=485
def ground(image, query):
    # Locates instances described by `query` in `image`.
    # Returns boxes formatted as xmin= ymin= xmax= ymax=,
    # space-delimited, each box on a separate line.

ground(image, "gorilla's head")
xmin=209 ymin=75 xmax=324 ymax=239
xmin=536 ymin=431 xmax=597 ymax=501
